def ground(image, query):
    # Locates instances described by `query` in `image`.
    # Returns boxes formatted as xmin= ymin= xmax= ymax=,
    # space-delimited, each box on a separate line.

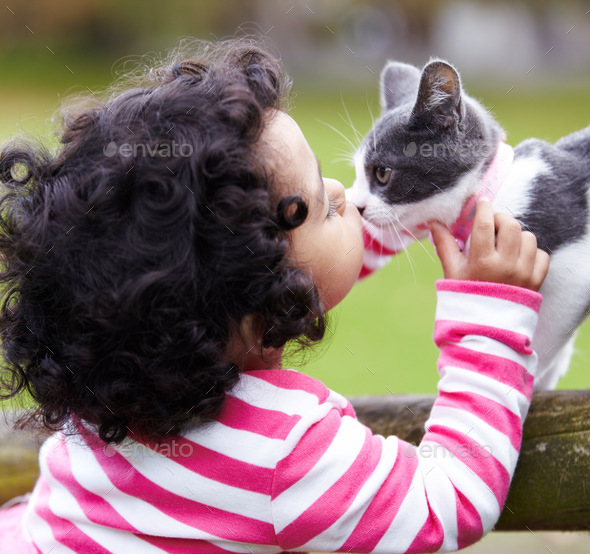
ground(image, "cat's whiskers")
xmin=316 ymin=119 xmax=358 ymax=155
xmin=385 ymin=221 xmax=403 ymax=272
xmin=333 ymin=155 xmax=355 ymax=165
xmin=395 ymin=219 xmax=437 ymax=264
xmin=333 ymin=146 xmax=355 ymax=165
xmin=386 ymin=219 xmax=416 ymax=283
xmin=339 ymin=95 xmax=364 ymax=148
xmin=366 ymin=95 xmax=377 ymax=153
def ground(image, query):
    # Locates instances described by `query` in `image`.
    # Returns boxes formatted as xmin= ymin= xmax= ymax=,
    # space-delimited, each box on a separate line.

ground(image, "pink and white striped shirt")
xmin=2 ymin=227 xmax=542 ymax=553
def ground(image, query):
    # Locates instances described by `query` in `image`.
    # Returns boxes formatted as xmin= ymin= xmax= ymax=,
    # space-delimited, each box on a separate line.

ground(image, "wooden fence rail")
xmin=2 ymin=390 xmax=590 ymax=530
xmin=353 ymin=389 xmax=590 ymax=531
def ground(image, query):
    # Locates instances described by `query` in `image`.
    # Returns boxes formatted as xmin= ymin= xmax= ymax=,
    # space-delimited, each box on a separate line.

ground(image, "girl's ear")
xmin=410 ymin=60 xmax=464 ymax=129
xmin=238 ymin=315 xmax=281 ymax=369
xmin=380 ymin=61 xmax=421 ymax=113
xmin=240 ymin=314 xmax=262 ymax=349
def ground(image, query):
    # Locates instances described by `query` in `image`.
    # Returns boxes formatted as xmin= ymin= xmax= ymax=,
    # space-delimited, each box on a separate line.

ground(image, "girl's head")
xmin=260 ymin=111 xmax=363 ymax=310
xmin=0 ymin=39 xmax=362 ymax=443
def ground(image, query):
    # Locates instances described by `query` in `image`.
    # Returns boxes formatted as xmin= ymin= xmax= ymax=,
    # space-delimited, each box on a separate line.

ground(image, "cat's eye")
xmin=374 ymin=167 xmax=392 ymax=185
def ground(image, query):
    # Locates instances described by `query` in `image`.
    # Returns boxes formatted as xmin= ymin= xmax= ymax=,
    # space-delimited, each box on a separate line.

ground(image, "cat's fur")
xmin=349 ymin=59 xmax=590 ymax=389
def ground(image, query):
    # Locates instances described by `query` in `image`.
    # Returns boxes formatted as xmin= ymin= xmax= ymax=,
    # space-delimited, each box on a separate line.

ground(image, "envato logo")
xmin=402 ymin=441 xmax=493 ymax=459
xmin=103 ymin=440 xmax=194 ymax=460
xmin=403 ymin=141 xmax=495 ymax=161
xmin=103 ymin=141 xmax=193 ymax=159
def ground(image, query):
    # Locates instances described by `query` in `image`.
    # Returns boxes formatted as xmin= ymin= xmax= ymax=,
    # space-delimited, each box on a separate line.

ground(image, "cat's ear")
xmin=380 ymin=61 xmax=421 ymax=112
xmin=410 ymin=60 xmax=463 ymax=128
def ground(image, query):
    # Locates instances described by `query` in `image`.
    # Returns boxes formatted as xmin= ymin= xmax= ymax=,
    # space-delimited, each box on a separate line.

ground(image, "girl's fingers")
xmin=518 ymin=230 xmax=539 ymax=268
xmin=494 ymin=213 xmax=523 ymax=260
xmin=469 ymin=199 xmax=496 ymax=257
xmin=430 ymin=203 xmax=550 ymax=291
xmin=516 ymin=230 xmax=547 ymax=291
xmin=429 ymin=221 xmax=461 ymax=277
xmin=531 ymin=248 xmax=551 ymax=291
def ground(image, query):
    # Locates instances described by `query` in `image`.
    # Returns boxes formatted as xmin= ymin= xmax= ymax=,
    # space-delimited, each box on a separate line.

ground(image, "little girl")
xmin=0 ymin=40 xmax=549 ymax=553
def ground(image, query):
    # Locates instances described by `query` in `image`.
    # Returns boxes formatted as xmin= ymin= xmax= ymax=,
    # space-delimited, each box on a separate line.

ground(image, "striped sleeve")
xmin=270 ymin=279 xmax=541 ymax=553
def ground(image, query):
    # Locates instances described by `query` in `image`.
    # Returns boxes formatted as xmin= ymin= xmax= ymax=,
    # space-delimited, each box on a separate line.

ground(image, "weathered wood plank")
xmin=352 ymin=390 xmax=590 ymax=531
xmin=0 ymin=414 xmax=47 ymax=506
xmin=2 ymin=391 xmax=590 ymax=531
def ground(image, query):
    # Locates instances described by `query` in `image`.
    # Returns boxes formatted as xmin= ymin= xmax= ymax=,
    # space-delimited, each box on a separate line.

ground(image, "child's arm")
xmin=271 ymin=200 xmax=549 ymax=552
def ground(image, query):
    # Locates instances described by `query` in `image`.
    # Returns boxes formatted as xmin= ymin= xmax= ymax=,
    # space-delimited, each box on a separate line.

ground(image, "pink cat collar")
xmin=449 ymin=141 xmax=514 ymax=249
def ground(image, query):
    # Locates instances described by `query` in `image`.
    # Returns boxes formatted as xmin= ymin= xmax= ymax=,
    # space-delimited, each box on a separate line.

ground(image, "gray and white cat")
xmin=348 ymin=59 xmax=590 ymax=390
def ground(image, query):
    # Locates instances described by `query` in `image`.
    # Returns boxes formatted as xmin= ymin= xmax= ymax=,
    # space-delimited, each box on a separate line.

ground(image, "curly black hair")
xmin=0 ymin=39 xmax=326 ymax=443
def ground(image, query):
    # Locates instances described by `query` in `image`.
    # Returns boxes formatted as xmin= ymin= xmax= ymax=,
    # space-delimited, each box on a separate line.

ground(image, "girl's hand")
xmin=429 ymin=198 xmax=550 ymax=292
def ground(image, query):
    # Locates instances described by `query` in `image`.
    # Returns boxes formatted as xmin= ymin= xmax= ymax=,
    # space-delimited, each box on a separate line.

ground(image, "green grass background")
xmin=1 ymin=67 xmax=589 ymax=398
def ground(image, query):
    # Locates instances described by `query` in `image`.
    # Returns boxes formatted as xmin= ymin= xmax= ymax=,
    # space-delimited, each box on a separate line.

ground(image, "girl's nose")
xmin=344 ymin=185 xmax=365 ymax=217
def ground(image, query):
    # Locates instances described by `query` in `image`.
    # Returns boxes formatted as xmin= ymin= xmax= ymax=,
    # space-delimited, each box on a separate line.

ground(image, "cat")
xmin=347 ymin=58 xmax=590 ymax=390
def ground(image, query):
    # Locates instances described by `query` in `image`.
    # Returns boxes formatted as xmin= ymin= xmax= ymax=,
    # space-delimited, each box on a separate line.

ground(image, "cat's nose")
xmin=357 ymin=206 xmax=365 ymax=217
